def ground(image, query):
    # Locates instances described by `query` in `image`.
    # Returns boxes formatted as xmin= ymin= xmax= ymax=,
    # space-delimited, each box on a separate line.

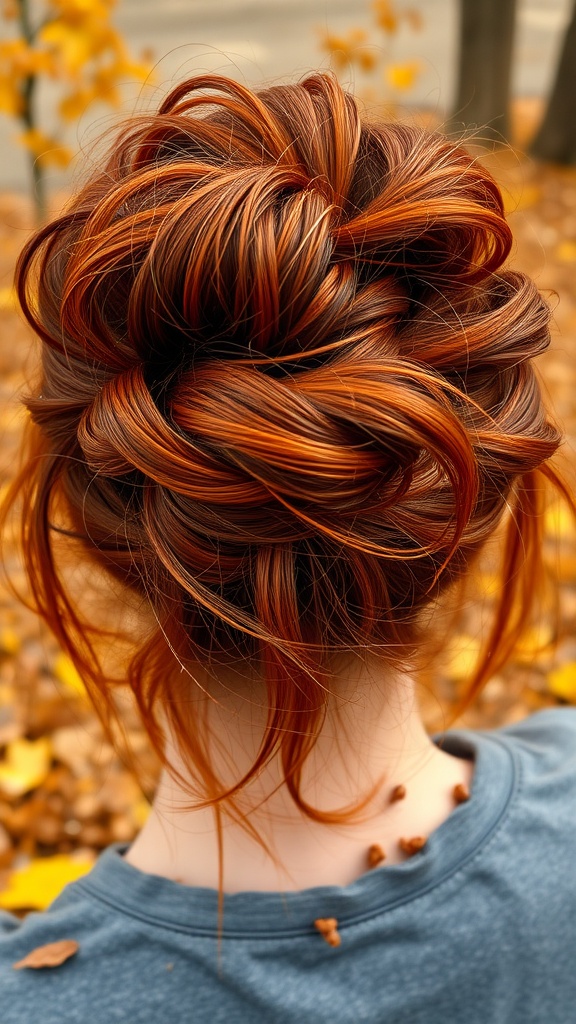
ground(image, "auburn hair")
xmin=3 ymin=72 xmax=568 ymax=829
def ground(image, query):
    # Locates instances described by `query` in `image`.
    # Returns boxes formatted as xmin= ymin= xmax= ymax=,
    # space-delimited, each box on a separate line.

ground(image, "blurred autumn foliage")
xmin=318 ymin=0 xmax=422 ymax=106
xmin=0 ymin=0 xmax=151 ymax=216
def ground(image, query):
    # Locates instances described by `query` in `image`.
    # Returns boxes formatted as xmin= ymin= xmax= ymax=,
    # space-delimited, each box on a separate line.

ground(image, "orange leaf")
xmin=13 ymin=939 xmax=79 ymax=970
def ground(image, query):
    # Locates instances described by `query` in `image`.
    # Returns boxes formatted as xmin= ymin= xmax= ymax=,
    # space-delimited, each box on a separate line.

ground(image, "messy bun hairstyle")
xmin=8 ymin=73 xmax=564 ymax=820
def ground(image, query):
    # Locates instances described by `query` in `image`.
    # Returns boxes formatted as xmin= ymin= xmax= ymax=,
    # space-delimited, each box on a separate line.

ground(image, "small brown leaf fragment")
xmin=390 ymin=784 xmax=406 ymax=803
xmin=399 ymin=836 xmax=427 ymax=857
xmin=314 ymin=917 xmax=341 ymax=947
xmin=13 ymin=939 xmax=79 ymax=970
xmin=453 ymin=783 xmax=470 ymax=804
xmin=367 ymin=843 xmax=386 ymax=869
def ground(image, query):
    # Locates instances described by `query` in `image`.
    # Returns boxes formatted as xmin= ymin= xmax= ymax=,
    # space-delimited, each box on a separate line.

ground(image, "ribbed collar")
xmin=72 ymin=727 xmax=518 ymax=939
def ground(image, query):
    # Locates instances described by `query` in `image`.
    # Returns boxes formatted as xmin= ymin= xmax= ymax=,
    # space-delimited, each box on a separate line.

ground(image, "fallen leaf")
xmin=131 ymin=795 xmax=151 ymax=829
xmin=547 ymin=662 xmax=576 ymax=703
xmin=0 ymin=737 xmax=52 ymax=797
xmin=0 ymin=853 xmax=94 ymax=911
xmin=13 ymin=938 xmax=79 ymax=970
xmin=52 ymin=653 xmax=87 ymax=699
xmin=0 ymin=628 xmax=20 ymax=655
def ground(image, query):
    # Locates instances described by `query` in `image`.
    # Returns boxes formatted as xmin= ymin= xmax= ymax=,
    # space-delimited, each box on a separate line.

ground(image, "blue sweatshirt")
xmin=1 ymin=708 xmax=575 ymax=1023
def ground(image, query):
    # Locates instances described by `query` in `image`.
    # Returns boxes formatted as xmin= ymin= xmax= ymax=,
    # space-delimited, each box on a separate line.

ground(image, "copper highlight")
xmin=3 ymin=73 xmax=567 ymax=831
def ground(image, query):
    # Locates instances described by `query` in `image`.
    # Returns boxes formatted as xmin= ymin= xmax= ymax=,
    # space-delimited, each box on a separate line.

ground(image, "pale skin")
xmin=124 ymin=655 xmax=474 ymax=893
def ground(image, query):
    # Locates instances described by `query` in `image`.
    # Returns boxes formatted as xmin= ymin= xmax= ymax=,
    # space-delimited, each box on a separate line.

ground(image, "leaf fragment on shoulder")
xmin=12 ymin=939 xmax=79 ymax=970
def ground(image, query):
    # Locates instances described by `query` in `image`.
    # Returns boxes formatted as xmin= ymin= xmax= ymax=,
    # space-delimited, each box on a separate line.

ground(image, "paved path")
xmin=0 ymin=0 xmax=573 ymax=192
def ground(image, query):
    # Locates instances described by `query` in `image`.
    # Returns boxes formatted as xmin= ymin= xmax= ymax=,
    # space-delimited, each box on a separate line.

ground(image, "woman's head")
xmin=8 ymin=72 xmax=561 ymax=817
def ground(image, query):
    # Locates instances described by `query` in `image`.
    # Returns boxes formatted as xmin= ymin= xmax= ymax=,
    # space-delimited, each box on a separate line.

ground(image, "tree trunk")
xmin=449 ymin=0 xmax=517 ymax=142
xmin=530 ymin=1 xmax=576 ymax=163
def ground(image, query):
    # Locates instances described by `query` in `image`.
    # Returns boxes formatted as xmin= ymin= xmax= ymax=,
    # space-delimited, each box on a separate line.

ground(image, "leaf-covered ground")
xmin=0 ymin=130 xmax=575 ymax=913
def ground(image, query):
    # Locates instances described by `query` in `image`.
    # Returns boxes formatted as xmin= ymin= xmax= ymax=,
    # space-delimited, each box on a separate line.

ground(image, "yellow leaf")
xmin=131 ymin=795 xmax=151 ymax=828
xmin=372 ymin=0 xmax=398 ymax=34
xmin=445 ymin=634 xmax=482 ymax=681
xmin=0 ymin=39 xmax=56 ymax=78
xmin=51 ymin=0 xmax=114 ymax=24
xmin=548 ymin=662 xmax=576 ymax=703
xmin=39 ymin=20 xmax=111 ymax=73
xmin=476 ymin=572 xmax=501 ymax=597
xmin=0 ymin=628 xmax=20 ymax=655
xmin=0 ymin=286 xmax=17 ymax=310
xmin=19 ymin=129 xmax=72 ymax=168
xmin=318 ymin=28 xmax=373 ymax=73
xmin=59 ymin=87 xmax=94 ymax=121
xmin=514 ymin=622 xmax=554 ymax=663
xmin=53 ymin=652 xmax=87 ymax=698
xmin=0 ymin=737 xmax=52 ymax=797
xmin=0 ymin=854 xmax=93 ymax=911
xmin=545 ymin=500 xmax=576 ymax=541
xmin=0 ymin=76 xmax=23 ymax=116
xmin=386 ymin=60 xmax=420 ymax=92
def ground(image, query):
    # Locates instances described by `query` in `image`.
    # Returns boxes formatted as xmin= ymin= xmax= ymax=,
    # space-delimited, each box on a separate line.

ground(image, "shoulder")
xmin=0 ymin=886 xmax=117 ymax=1024
xmin=490 ymin=706 xmax=576 ymax=780
xmin=0 ymin=909 xmax=21 ymax=936
xmin=475 ymin=708 xmax=576 ymax=878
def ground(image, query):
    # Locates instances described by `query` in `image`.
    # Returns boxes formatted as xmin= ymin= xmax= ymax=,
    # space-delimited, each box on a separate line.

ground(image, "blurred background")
xmin=1 ymin=0 xmax=576 ymax=915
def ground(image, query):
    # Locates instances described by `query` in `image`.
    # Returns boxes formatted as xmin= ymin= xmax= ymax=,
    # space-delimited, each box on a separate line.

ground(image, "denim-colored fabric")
xmin=1 ymin=708 xmax=575 ymax=1023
